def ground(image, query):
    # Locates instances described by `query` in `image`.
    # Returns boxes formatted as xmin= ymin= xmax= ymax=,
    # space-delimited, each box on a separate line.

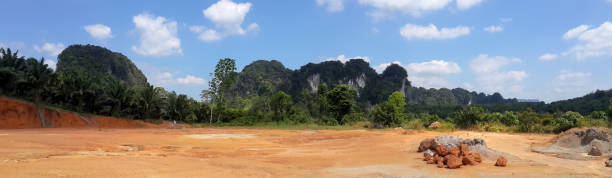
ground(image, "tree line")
xmin=2 ymin=47 xmax=611 ymax=133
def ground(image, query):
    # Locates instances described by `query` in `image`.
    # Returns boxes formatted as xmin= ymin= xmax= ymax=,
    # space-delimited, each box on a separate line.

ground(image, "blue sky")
xmin=1 ymin=0 xmax=611 ymax=102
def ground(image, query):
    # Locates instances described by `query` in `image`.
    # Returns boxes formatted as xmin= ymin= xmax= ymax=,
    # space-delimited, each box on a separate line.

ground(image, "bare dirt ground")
xmin=0 ymin=128 xmax=610 ymax=178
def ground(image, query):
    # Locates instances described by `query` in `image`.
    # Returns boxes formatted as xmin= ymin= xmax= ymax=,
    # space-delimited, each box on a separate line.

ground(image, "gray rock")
xmin=579 ymin=128 xmax=609 ymax=146
xmin=588 ymin=146 xmax=602 ymax=156
xmin=424 ymin=149 xmax=435 ymax=157
xmin=606 ymin=159 xmax=612 ymax=167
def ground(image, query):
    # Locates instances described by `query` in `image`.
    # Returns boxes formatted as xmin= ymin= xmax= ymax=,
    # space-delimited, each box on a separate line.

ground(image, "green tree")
xmin=372 ymin=92 xmax=407 ymax=127
xmin=270 ymin=91 xmax=292 ymax=121
xmin=324 ymin=84 xmax=358 ymax=124
xmin=589 ymin=111 xmax=607 ymax=120
xmin=204 ymin=58 xmax=237 ymax=124
xmin=453 ymin=106 xmax=486 ymax=129
xmin=500 ymin=111 xmax=519 ymax=126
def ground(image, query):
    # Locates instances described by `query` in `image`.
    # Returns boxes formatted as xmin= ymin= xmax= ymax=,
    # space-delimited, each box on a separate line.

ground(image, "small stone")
xmin=606 ymin=159 xmax=612 ymax=167
xmin=418 ymin=138 xmax=434 ymax=152
xmin=445 ymin=155 xmax=463 ymax=169
xmin=449 ymin=146 xmax=460 ymax=157
xmin=460 ymin=144 xmax=469 ymax=157
xmin=435 ymin=145 xmax=449 ymax=156
xmin=495 ymin=156 xmax=507 ymax=167
xmin=463 ymin=154 xmax=477 ymax=165
xmin=437 ymin=156 xmax=445 ymax=168
xmin=426 ymin=159 xmax=436 ymax=164
xmin=470 ymin=152 xmax=482 ymax=163
xmin=423 ymin=153 xmax=432 ymax=161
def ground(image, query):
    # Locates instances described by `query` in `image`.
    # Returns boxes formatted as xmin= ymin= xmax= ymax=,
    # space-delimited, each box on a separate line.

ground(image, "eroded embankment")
xmin=0 ymin=97 xmax=172 ymax=129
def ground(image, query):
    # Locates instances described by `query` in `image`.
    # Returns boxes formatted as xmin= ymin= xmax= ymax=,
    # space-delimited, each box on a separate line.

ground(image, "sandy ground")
xmin=0 ymin=128 xmax=610 ymax=178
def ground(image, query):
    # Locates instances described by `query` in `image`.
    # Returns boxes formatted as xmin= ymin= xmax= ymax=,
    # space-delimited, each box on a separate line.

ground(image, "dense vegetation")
xmin=1 ymin=45 xmax=611 ymax=133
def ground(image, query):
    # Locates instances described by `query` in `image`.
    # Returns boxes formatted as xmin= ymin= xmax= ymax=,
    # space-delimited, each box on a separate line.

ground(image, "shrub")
xmin=371 ymin=92 xmax=407 ymax=128
xmin=290 ymin=111 xmax=313 ymax=124
xmin=403 ymin=119 xmax=424 ymax=130
xmin=453 ymin=106 xmax=486 ymax=129
xmin=589 ymin=111 xmax=607 ymax=120
xmin=341 ymin=111 xmax=366 ymax=125
xmin=500 ymin=111 xmax=519 ymax=126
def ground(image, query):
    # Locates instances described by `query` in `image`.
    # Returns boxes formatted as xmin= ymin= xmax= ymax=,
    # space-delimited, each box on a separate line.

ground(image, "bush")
xmin=500 ymin=111 xmax=519 ymax=126
xmin=453 ymin=106 xmax=486 ymax=129
xmin=403 ymin=119 xmax=424 ymax=130
xmin=341 ymin=111 xmax=366 ymax=125
xmin=290 ymin=111 xmax=313 ymax=124
xmin=371 ymin=92 xmax=407 ymax=128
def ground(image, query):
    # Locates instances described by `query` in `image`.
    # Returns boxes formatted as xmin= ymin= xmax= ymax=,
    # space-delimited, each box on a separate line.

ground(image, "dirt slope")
xmin=0 ymin=97 xmax=176 ymax=129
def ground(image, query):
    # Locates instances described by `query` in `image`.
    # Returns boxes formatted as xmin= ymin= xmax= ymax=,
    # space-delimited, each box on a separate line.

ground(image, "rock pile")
xmin=428 ymin=122 xmax=441 ymax=129
xmin=532 ymin=127 xmax=611 ymax=160
xmin=419 ymin=135 xmax=487 ymax=169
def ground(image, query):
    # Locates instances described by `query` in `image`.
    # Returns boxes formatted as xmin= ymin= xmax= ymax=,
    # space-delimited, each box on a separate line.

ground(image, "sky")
xmin=1 ymin=0 xmax=611 ymax=103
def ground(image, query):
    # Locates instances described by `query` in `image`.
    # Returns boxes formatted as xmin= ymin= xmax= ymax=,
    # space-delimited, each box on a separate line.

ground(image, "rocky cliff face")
xmin=56 ymin=44 xmax=148 ymax=87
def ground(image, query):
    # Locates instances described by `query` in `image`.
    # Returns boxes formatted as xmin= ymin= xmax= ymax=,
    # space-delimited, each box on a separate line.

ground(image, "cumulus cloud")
xmin=456 ymin=0 xmax=484 ymax=10
xmin=316 ymin=0 xmax=344 ymax=12
xmin=563 ymin=25 xmax=590 ymax=40
xmin=358 ymin=0 xmax=483 ymax=18
xmin=325 ymin=54 xmax=371 ymax=63
xmin=192 ymin=0 xmax=258 ymax=42
xmin=562 ymin=21 xmax=612 ymax=59
xmin=34 ymin=42 xmax=65 ymax=57
xmin=33 ymin=42 xmax=64 ymax=71
xmin=138 ymin=63 xmax=206 ymax=87
xmin=483 ymin=25 xmax=502 ymax=33
xmin=374 ymin=60 xmax=462 ymax=88
xmin=400 ymin=23 xmax=470 ymax=40
xmin=539 ymin=53 xmax=558 ymax=61
xmin=84 ymin=24 xmax=113 ymax=40
xmin=484 ymin=18 xmax=511 ymax=33
xmin=470 ymin=54 xmax=521 ymax=73
xmin=470 ymin=54 xmax=526 ymax=95
xmin=177 ymin=75 xmax=207 ymax=85
xmin=44 ymin=59 xmax=57 ymax=71
xmin=132 ymin=13 xmax=182 ymax=57
xmin=552 ymin=71 xmax=592 ymax=94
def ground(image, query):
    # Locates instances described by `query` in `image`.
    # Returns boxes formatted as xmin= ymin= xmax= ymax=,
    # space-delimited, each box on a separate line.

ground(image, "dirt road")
xmin=0 ymin=128 xmax=610 ymax=177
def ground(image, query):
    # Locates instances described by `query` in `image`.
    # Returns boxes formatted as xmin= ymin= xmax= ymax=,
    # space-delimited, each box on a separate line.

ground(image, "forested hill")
xmin=230 ymin=59 xmax=516 ymax=106
xmin=57 ymin=45 xmax=148 ymax=87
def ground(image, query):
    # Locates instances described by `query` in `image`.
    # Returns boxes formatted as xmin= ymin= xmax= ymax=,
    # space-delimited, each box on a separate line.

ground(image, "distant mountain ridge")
xmin=230 ymin=59 xmax=517 ymax=106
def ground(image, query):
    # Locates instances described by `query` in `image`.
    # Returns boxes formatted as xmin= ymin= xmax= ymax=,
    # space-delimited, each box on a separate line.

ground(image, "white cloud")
xmin=325 ymin=54 xmax=371 ymax=63
xmin=84 ymin=24 xmax=113 ymax=40
xmin=132 ymin=13 xmax=182 ymax=57
xmin=138 ymin=62 xmax=206 ymax=87
xmin=33 ymin=42 xmax=65 ymax=57
xmin=483 ymin=25 xmax=502 ymax=33
xmin=190 ymin=25 xmax=223 ymax=42
xmin=563 ymin=25 xmax=590 ymax=40
xmin=469 ymin=54 xmax=521 ymax=73
xmin=470 ymin=54 xmax=527 ymax=95
xmin=177 ymin=75 xmax=206 ymax=85
xmin=552 ymin=71 xmax=592 ymax=94
xmin=44 ymin=59 xmax=57 ymax=71
xmin=405 ymin=60 xmax=461 ymax=75
xmin=562 ymin=21 xmax=612 ymax=59
xmin=192 ymin=0 xmax=258 ymax=42
xmin=374 ymin=60 xmax=462 ymax=88
xmin=373 ymin=61 xmax=402 ymax=73
xmin=456 ymin=0 xmax=483 ymax=10
xmin=316 ymin=0 xmax=344 ymax=12
xmin=358 ymin=0 xmax=483 ymax=18
xmin=539 ymin=53 xmax=558 ymax=61
xmin=400 ymin=23 xmax=470 ymax=40
xmin=484 ymin=18 xmax=511 ymax=33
